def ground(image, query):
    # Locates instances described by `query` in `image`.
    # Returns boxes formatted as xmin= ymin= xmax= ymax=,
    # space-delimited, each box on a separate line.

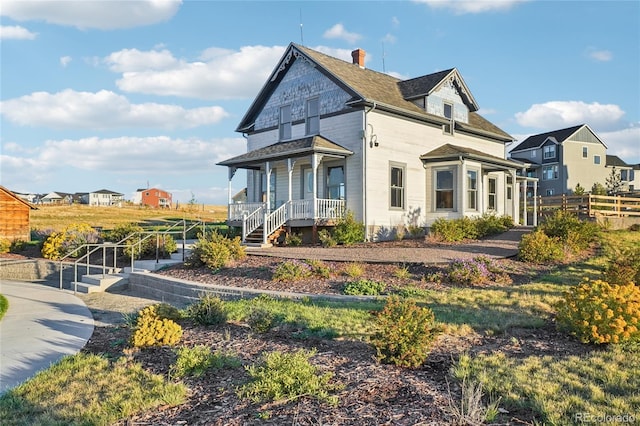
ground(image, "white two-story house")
xmin=218 ymin=43 xmax=534 ymax=243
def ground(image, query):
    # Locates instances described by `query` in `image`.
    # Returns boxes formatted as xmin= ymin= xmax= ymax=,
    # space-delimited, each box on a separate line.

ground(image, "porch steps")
xmin=71 ymin=273 xmax=128 ymax=294
xmin=243 ymin=225 xmax=285 ymax=247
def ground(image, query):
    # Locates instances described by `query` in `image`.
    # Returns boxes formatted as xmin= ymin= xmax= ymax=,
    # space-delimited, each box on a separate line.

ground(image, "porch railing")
xmin=237 ymin=199 xmax=346 ymax=243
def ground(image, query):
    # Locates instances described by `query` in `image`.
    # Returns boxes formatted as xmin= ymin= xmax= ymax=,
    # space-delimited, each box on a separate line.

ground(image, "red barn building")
xmin=135 ymin=188 xmax=173 ymax=209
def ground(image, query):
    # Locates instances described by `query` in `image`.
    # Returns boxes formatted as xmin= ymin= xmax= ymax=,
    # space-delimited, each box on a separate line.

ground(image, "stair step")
xmin=72 ymin=273 xmax=128 ymax=293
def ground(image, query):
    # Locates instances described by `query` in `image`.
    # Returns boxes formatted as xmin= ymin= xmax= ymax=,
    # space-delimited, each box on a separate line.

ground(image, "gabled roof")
xmin=0 ymin=186 xmax=37 ymax=209
xmin=510 ymin=124 xmax=600 ymax=152
xmin=606 ymin=155 xmax=630 ymax=168
xmin=217 ymin=135 xmax=353 ymax=169
xmin=92 ymin=189 xmax=123 ymax=195
xmin=236 ymin=43 xmax=511 ymax=142
xmin=420 ymin=143 xmax=526 ymax=170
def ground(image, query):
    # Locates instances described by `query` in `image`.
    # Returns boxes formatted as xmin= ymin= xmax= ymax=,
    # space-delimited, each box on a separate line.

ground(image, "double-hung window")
xmin=279 ymin=105 xmax=291 ymax=140
xmin=443 ymin=103 xmax=453 ymax=135
xmin=306 ymin=98 xmax=319 ymax=135
xmin=487 ymin=177 xmax=497 ymax=210
xmin=594 ymin=155 xmax=601 ymax=165
xmin=435 ymin=169 xmax=455 ymax=210
xmin=390 ymin=163 xmax=405 ymax=209
xmin=326 ymin=166 xmax=345 ymax=200
xmin=467 ymin=170 xmax=477 ymax=210
xmin=582 ymin=146 xmax=588 ymax=158
xmin=543 ymin=145 xmax=556 ymax=159
xmin=542 ymin=165 xmax=558 ymax=180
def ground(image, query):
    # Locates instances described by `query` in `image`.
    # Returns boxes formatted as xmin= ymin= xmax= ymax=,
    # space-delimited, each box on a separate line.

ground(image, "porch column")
xmin=227 ymin=167 xmax=237 ymax=219
xmin=265 ymin=161 xmax=271 ymax=211
xmin=287 ymin=158 xmax=295 ymax=222
xmin=511 ymin=170 xmax=518 ymax=223
xmin=311 ymin=153 xmax=319 ymax=218
xmin=533 ymin=180 xmax=538 ymax=227
xmin=522 ymin=180 xmax=528 ymax=226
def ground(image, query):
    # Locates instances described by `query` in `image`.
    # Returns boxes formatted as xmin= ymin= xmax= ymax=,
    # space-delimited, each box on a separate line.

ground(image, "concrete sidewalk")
xmin=0 ymin=280 xmax=94 ymax=394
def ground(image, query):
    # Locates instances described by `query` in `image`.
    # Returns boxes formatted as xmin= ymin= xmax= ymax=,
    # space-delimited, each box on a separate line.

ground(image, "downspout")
xmin=363 ymin=102 xmax=377 ymax=241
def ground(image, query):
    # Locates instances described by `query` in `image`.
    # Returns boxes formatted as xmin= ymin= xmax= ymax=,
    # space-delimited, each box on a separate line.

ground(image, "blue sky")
xmin=1 ymin=0 xmax=638 ymax=204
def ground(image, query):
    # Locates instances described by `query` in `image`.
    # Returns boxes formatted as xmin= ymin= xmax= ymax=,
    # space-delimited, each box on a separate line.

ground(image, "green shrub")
xmin=332 ymin=211 xmax=365 ymax=245
xmin=343 ymin=279 xmax=386 ymax=295
xmin=238 ymin=349 xmax=340 ymax=405
xmin=393 ymin=265 xmax=411 ymax=280
xmin=371 ymin=296 xmax=439 ymax=368
xmin=170 ymin=345 xmax=240 ymax=378
xmin=539 ymin=211 xmax=600 ymax=252
xmin=272 ymin=260 xmax=311 ymax=282
xmin=124 ymin=233 xmax=178 ymax=260
xmin=431 ymin=215 xmax=513 ymax=243
xmin=318 ymin=229 xmax=337 ymax=247
xmin=518 ymin=230 xmax=564 ymax=264
xmin=188 ymin=295 xmax=227 ymax=326
xmin=131 ymin=305 xmax=182 ymax=348
xmin=9 ymin=239 xmax=27 ymax=253
xmin=104 ymin=222 xmax=143 ymax=243
xmin=304 ymin=259 xmax=331 ymax=278
xmin=475 ymin=213 xmax=513 ymax=237
xmin=186 ymin=232 xmax=245 ymax=269
xmin=556 ymin=279 xmax=640 ymax=344
xmin=41 ymin=223 xmax=100 ymax=260
xmin=247 ymin=306 xmax=278 ymax=333
xmin=430 ymin=217 xmax=466 ymax=242
xmin=602 ymin=246 xmax=640 ymax=286
xmin=153 ymin=303 xmax=182 ymax=321
xmin=284 ymin=232 xmax=303 ymax=246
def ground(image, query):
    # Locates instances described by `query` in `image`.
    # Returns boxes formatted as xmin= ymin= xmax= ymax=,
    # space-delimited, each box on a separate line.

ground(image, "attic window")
xmin=306 ymin=98 xmax=319 ymax=135
xmin=279 ymin=105 xmax=292 ymax=140
xmin=444 ymin=103 xmax=453 ymax=120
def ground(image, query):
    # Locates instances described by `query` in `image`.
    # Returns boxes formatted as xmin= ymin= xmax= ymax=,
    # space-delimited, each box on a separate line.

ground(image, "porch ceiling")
xmin=420 ymin=143 xmax=528 ymax=172
xmin=217 ymin=135 xmax=353 ymax=170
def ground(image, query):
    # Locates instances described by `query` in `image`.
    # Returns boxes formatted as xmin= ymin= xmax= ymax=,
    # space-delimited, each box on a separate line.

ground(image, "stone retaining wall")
xmin=0 ymin=259 xmax=111 ymax=289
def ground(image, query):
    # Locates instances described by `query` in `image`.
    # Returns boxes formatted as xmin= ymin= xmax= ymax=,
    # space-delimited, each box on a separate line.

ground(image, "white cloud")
xmin=586 ymin=47 xmax=613 ymax=62
xmin=0 ymin=25 xmax=37 ymax=39
xmin=515 ymin=101 xmax=625 ymax=130
xmin=313 ymin=45 xmax=364 ymax=63
xmin=0 ymin=0 xmax=182 ymax=30
xmin=1 ymin=89 xmax=229 ymax=130
xmin=391 ymin=16 xmax=400 ymax=27
xmin=477 ymin=108 xmax=497 ymax=115
xmin=323 ymin=23 xmax=363 ymax=44
xmin=113 ymin=45 xmax=286 ymax=100
xmin=599 ymin=125 xmax=640 ymax=164
xmin=104 ymin=48 xmax=178 ymax=72
xmin=415 ymin=0 xmax=527 ymax=14
xmin=60 ymin=56 xmax=72 ymax=67
xmin=382 ymin=33 xmax=397 ymax=44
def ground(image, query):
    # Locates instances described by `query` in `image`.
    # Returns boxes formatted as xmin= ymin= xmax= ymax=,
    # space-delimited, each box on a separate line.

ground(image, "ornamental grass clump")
xmin=556 ymin=279 xmax=640 ymax=344
xmin=272 ymin=260 xmax=312 ymax=282
xmin=371 ymin=296 xmax=439 ymax=368
xmin=447 ymin=256 xmax=511 ymax=287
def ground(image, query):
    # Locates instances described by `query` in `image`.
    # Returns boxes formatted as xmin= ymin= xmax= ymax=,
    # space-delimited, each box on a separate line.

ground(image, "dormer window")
xmin=306 ymin=98 xmax=319 ymax=135
xmin=279 ymin=105 xmax=291 ymax=140
xmin=543 ymin=145 xmax=556 ymax=159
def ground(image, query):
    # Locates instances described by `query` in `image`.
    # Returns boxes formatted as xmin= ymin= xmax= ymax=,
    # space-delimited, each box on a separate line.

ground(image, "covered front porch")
xmin=218 ymin=135 xmax=353 ymax=245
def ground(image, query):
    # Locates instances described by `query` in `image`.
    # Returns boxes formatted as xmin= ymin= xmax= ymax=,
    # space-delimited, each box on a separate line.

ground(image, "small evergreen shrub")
xmin=539 ymin=211 xmax=600 ymax=253
xmin=247 ymin=306 xmax=278 ymax=333
xmin=430 ymin=215 xmax=513 ymax=243
xmin=393 ymin=265 xmax=411 ymax=280
xmin=332 ymin=211 xmax=365 ymax=245
xmin=430 ymin=218 xmax=467 ymax=242
xmin=186 ymin=232 xmax=245 ymax=269
xmin=154 ymin=303 xmax=182 ymax=321
xmin=371 ymin=296 xmax=439 ymax=368
xmin=518 ymin=230 xmax=564 ymax=264
xmin=342 ymin=262 xmax=365 ymax=278
xmin=318 ymin=229 xmax=337 ymax=247
xmin=9 ymin=239 xmax=27 ymax=253
xmin=104 ymin=222 xmax=143 ymax=243
xmin=170 ymin=345 xmax=240 ymax=378
xmin=343 ymin=279 xmax=386 ymax=296
xmin=556 ymin=279 xmax=640 ymax=344
xmin=41 ymin=223 xmax=100 ymax=260
xmin=447 ymin=256 xmax=511 ymax=286
xmin=238 ymin=349 xmax=340 ymax=405
xmin=131 ymin=305 xmax=182 ymax=348
xmin=272 ymin=260 xmax=311 ymax=282
xmin=188 ymin=295 xmax=227 ymax=326
xmin=123 ymin=233 xmax=177 ymax=260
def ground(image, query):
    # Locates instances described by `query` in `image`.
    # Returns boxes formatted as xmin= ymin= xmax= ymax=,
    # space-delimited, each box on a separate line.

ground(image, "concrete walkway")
xmin=0 ymin=280 xmax=94 ymax=394
xmin=247 ymin=227 xmax=530 ymax=264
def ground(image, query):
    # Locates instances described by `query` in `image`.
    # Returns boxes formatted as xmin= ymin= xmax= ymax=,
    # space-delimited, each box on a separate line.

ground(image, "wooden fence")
xmin=534 ymin=194 xmax=640 ymax=218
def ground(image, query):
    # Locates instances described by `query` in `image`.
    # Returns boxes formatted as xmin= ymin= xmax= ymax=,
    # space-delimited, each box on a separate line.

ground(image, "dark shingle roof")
xmin=217 ymin=135 xmax=353 ymax=168
xmin=606 ymin=155 xmax=629 ymax=167
xmin=510 ymin=124 xmax=584 ymax=152
xmin=420 ymin=143 xmax=526 ymax=169
xmin=237 ymin=43 xmax=512 ymax=142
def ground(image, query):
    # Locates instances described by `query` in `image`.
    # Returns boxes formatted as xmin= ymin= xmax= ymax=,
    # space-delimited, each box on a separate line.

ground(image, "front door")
xmin=301 ymin=166 xmax=314 ymax=200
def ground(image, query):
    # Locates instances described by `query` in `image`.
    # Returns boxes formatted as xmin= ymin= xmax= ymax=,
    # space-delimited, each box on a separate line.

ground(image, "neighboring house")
xmin=41 ymin=191 xmax=74 ymax=204
xmin=0 ymin=186 xmax=36 ymax=241
xmin=218 ymin=43 xmax=534 ymax=242
xmin=509 ymin=124 xmax=611 ymax=196
xmin=232 ymin=188 xmax=247 ymax=204
xmin=605 ymin=155 xmax=635 ymax=193
xmin=133 ymin=188 xmax=173 ymax=208
xmin=630 ymin=164 xmax=640 ymax=192
xmin=80 ymin=189 xmax=125 ymax=206
xmin=13 ymin=192 xmax=42 ymax=204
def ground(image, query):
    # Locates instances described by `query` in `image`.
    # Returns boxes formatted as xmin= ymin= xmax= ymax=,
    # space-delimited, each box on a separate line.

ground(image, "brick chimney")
xmin=351 ymin=48 xmax=365 ymax=68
